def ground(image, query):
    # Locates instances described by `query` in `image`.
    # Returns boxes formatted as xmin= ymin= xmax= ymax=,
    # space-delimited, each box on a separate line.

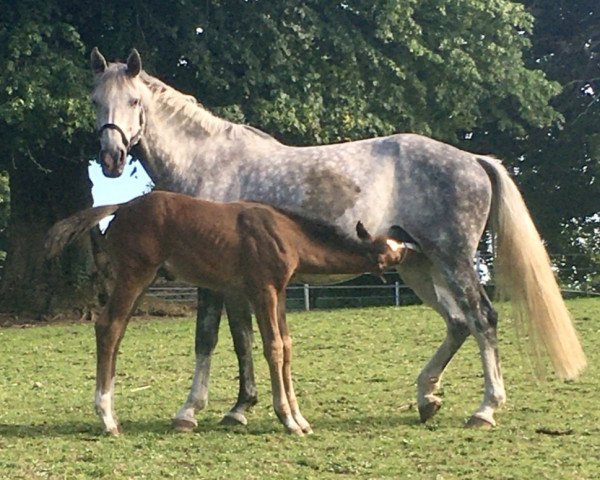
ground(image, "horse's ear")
xmin=356 ymin=221 xmax=372 ymax=241
xmin=90 ymin=47 xmax=107 ymax=74
xmin=126 ymin=49 xmax=142 ymax=77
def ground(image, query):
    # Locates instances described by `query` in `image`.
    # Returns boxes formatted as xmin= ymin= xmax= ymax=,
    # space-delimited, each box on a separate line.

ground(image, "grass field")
xmin=1 ymin=298 xmax=599 ymax=479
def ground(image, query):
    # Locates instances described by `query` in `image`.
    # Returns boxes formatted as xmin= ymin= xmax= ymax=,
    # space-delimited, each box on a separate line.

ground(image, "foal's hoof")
xmin=465 ymin=415 xmax=495 ymax=429
xmin=220 ymin=411 xmax=248 ymax=426
xmin=172 ymin=417 xmax=197 ymax=433
xmin=418 ymin=400 xmax=442 ymax=423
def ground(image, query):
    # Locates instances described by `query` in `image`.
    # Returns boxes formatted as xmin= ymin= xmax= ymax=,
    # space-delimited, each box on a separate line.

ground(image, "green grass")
xmin=1 ymin=298 xmax=600 ymax=479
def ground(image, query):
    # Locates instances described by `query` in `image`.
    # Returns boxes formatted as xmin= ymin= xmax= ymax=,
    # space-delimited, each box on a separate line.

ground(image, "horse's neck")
xmin=136 ymin=85 xmax=278 ymax=197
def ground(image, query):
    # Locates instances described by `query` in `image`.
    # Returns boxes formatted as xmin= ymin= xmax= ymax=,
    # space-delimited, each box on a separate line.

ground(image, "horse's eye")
xmin=130 ymin=98 xmax=140 ymax=107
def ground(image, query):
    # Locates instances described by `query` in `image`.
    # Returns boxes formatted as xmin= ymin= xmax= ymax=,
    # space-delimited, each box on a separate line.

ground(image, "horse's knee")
xmin=263 ymin=339 xmax=284 ymax=365
xmin=194 ymin=290 xmax=224 ymax=355
xmin=195 ymin=326 xmax=219 ymax=356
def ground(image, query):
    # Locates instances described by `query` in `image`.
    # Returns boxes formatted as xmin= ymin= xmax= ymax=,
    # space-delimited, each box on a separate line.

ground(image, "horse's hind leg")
xmin=219 ymin=293 xmax=258 ymax=426
xmin=436 ymin=258 xmax=506 ymax=428
xmin=95 ymin=266 xmax=157 ymax=435
xmin=398 ymin=256 xmax=470 ymax=423
xmin=173 ymin=288 xmax=224 ymax=432
xmin=464 ymin=284 xmax=505 ymax=428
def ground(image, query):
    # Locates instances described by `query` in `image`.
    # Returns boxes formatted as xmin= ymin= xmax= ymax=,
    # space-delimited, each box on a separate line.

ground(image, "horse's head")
xmin=355 ymin=221 xmax=412 ymax=273
xmin=90 ymin=47 xmax=148 ymax=178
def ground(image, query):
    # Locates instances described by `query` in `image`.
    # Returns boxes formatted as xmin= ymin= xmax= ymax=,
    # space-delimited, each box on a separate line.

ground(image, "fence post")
xmin=303 ymin=283 xmax=310 ymax=311
xmin=395 ymin=281 xmax=400 ymax=306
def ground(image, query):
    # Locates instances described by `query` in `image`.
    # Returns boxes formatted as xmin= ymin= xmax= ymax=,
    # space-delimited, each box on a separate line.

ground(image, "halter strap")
xmin=99 ymin=123 xmax=130 ymax=148
xmin=98 ymin=109 xmax=145 ymax=151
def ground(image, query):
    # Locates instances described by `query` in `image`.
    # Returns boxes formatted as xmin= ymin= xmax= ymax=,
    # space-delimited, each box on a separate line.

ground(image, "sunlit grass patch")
xmin=1 ymin=298 xmax=599 ymax=479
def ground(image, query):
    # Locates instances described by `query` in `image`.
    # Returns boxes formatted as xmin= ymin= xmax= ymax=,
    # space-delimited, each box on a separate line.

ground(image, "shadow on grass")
xmin=0 ymin=410 xmax=459 ymax=439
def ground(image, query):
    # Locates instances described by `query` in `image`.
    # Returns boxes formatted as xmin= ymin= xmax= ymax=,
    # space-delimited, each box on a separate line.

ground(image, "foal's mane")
xmin=139 ymin=71 xmax=278 ymax=141
xmin=270 ymin=206 xmax=373 ymax=255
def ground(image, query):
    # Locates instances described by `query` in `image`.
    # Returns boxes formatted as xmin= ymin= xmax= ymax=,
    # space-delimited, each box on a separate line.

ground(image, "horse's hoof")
xmin=105 ymin=427 xmax=120 ymax=437
xmin=172 ymin=417 xmax=197 ymax=433
xmin=220 ymin=411 xmax=248 ymax=426
xmin=287 ymin=426 xmax=305 ymax=436
xmin=302 ymin=425 xmax=314 ymax=435
xmin=418 ymin=400 xmax=442 ymax=423
xmin=465 ymin=415 xmax=495 ymax=429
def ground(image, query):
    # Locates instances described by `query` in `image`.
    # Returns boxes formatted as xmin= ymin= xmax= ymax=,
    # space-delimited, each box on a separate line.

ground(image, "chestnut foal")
xmin=47 ymin=191 xmax=413 ymax=435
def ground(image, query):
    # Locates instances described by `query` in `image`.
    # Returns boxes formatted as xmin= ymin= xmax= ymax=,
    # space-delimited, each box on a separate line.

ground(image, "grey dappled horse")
xmin=89 ymin=48 xmax=585 ymax=430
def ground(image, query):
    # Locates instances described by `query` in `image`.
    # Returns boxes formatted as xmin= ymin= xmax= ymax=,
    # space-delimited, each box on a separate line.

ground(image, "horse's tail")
xmin=45 ymin=204 xmax=121 ymax=259
xmin=476 ymin=156 xmax=586 ymax=380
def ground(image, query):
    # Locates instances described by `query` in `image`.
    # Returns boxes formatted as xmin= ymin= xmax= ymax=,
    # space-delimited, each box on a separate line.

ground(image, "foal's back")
xmin=106 ymin=191 xmax=380 ymax=294
xmin=106 ymin=191 xmax=248 ymax=289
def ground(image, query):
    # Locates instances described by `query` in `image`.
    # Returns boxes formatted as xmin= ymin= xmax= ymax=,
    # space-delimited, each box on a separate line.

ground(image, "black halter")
xmin=98 ymin=108 xmax=145 ymax=152
xmin=98 ymin=123 xmax=131 ymax=148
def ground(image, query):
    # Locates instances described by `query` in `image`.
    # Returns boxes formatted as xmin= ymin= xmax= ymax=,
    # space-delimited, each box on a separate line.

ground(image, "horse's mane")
xmin=139 ymin=71 xmax=278 ymax=142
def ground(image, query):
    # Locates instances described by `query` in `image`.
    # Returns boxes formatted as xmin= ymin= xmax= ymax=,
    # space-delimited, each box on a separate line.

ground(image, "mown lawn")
xmin=1 ymin=298 xmax=599 ymax=479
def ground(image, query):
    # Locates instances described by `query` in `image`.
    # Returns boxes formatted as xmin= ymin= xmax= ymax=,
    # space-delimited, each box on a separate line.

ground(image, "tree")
xmin=462 ymin=0 xmax=600 ymax=287
xmin=0 ymin=171 xmax=8 ymax=264
xmin=0 ymin=0 xmax=568 ymax=316
xmin=0 ymin=2 xmax=97 ymax=315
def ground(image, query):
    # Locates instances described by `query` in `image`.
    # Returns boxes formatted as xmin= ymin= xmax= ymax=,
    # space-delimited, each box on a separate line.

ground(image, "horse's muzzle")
xmin=99 ymin=149 xmax=126 ymax=178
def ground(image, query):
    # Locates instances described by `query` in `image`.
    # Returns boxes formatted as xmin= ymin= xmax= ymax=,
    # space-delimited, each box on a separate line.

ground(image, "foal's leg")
xmin=95 ymin=267 xmax=156 ymax=435
xmin=173 ymin=288 xmax=224 ymax=432
xmin=252 ymin=286 xmax=304 ymax=435
xmin=220 ymin=293 xmax=258 ymax=426
xmin=277 ymin=290 xmax=312 ymax=434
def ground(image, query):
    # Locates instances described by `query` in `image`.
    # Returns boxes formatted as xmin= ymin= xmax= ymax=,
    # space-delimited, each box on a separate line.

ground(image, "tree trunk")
xmin=0 ymin=158 xmax=102 ymax=319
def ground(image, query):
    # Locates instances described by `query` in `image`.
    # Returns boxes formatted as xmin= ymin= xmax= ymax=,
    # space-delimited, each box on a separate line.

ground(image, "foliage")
xmin=464 ymin=1 xmax=600 ymax=286
xmin=1 ymin=301 xmax=599 ymax=478
xmin=0 ymin=1 xmax=95 ymax=171
xmin=161 ymin=0 xmax=561 ymax=144
xmin=0 ymin=171 xmax=8 ymax=263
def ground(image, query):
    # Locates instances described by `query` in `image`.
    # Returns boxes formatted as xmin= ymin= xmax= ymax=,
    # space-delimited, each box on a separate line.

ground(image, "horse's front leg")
xmin=173 ymin=289 xmax=224 ymax=432
xmin=220 ymin=293 xmax=258 ymax=426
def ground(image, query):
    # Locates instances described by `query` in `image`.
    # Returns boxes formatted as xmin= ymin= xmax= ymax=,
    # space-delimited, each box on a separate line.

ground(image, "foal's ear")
xmin=90 ymin=47 xmax=107 ymax=74
xmin=126 ymin=49 xmax=142 ymax=77
xmin=356 ymin=221 xmax=373 ymax=241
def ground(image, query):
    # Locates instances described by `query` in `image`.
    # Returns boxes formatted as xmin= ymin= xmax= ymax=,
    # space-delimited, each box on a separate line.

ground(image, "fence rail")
xmin=147 ymin=280 xmax=599 ymax=312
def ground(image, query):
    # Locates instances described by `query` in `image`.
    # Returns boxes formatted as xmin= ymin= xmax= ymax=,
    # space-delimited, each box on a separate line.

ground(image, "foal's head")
xmin=90 ymin=48 xmax=148 ymax=178
xmin=355 ymin=222 xmax=410 ymax=273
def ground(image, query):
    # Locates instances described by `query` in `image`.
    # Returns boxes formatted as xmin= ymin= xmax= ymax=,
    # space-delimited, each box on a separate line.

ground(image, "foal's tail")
xmin=46 ymin=204 xmax=120 ymax=258
xmin=477 ymin=156 xmax=586 ymax=380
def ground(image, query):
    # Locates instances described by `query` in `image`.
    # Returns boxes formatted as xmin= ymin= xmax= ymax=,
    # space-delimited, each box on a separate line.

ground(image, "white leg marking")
xmin=174 ymin=354 xmax=211 ymax=426
xmin=95 ymin=384 xmax=118 ymax=433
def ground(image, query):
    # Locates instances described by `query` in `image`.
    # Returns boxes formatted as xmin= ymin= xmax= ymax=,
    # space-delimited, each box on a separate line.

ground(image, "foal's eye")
xmin=129 ymin=98 xmax=140 ymax=107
